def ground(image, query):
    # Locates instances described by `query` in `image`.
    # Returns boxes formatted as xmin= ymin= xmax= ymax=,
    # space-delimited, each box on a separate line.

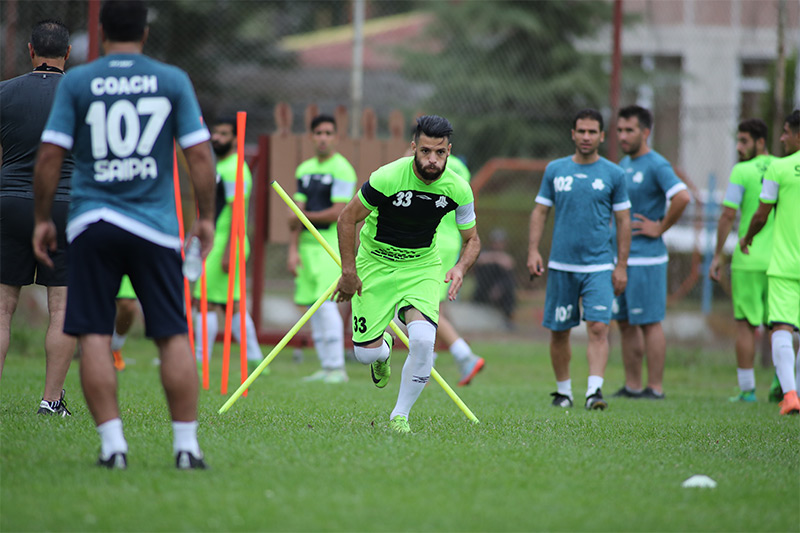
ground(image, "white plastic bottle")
xmin=182 ymin=236 xmax=202 ymax=281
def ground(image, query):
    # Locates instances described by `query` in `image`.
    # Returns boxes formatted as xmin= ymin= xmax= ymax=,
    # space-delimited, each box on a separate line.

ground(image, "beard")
xmin=212 ymin=140 xmax=232 ymax=157
xmin=413 ymin=154 xmax=446 ymax=181
xmin=737 ymin=148 xmax=754 ymax=162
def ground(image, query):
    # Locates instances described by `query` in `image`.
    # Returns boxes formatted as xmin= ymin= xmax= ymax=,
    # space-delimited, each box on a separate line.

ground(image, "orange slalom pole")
xmin=220 ymin=149 xmax=243 ymax=395
xmin=235 ymin=111 xmax=248 ymax=397
xmin=173 ymin=144 xmax=194 ymax=356
xmin=200 ymin=265 xmax=209 ymax=390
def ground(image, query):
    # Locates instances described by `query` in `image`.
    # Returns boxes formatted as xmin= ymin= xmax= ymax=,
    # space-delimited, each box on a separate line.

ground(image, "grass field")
xmin=1 ymin=331 xmax=798 ymax=532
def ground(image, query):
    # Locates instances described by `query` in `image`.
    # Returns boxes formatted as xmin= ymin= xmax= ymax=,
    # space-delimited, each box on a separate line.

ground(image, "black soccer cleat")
xmin=585 ymin=389 xmax=608 ymax=410
xmin=550 ymin=392 xmax=574 ymax=408
xmin=37 ymin=389 xmax=72 ymax=417
xmin=176 ymin=451 xmax=208 ymax=470
xmin=97 ymin=453 xmax=128 ymax=470
xmin=612 ymin=386 xmax=643 ymax=399
xmin=640 ymin=387 xmax=665 ymax=400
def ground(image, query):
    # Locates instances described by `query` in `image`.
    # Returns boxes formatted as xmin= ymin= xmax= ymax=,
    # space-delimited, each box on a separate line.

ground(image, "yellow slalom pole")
xmin=271 ymin=181 xmax=479 ymax=423
xmin=218 ymin=277 xmax=339 ymax=414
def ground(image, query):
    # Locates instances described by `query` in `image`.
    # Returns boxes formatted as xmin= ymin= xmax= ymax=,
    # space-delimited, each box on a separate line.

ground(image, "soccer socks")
xmin=110 ymin=331 xmax=127 ymax=352
xmin=586 ymin=375 xmax=604 ymax=397
xmin=449 ymin=337 xmax=473 ymax=364
xmin=97 ymin=418 xmax=128 ymax=459
xmin=194 ymin=311 xmax=218 ymax=362
xmin=772 ymin=330 xmax=797 ymax=393
xmin=557 ymin=379 xmax=573 ymax=400
xmin=353 ymin=340 xmax=390 ymax=365
xmin=390 ymin=321 xmax=436 ymax=420
xmin=231 ymin=311 xmax=263 ymax=362
xmin=311 ymin=301 xmax=345 ymax=370
xmin=172 ymin=420 xmax=201 ymax=457
xmin=736 ymin=368 xmax=756 ymax=392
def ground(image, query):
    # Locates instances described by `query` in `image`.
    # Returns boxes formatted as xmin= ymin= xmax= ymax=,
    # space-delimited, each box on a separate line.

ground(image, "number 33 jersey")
xmin=42 ymin=53 xmax=209 ymax=250
xmin=357 ymin=156 xmax=476 ymax=266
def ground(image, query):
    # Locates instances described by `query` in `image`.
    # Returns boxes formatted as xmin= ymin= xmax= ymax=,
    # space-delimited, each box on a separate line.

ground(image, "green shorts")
xmin=116 ymin=275 xmax=137 ymax=300
xmin=438 ymin=242 xmax=460 ymax=302
xmin=294 ymin=229 xmax=341 ymax=306
xmin=351 ymin=254 xmax=441 ymax=345
xmin=767 ymin=276 xmax=800 ymax=329
xmin=731 ymin=269 xmax=769 ymax=326
xmin=192 ymin=237 xmax=249 ymax=305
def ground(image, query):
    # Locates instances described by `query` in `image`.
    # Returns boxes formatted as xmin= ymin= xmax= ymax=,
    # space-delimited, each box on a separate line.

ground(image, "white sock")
xmin=449 ymin=337 xmax=473 ymax=363
xmin=557 ymin=379 xmax=572 ymax=399
xmin=771 ymin=330 xmax=797 ymax=393
xmin=586 ymin=375 xmax=604 ymax=397
xmin=318 ymin=301 xmax=344 ymax=369
xmin=195 ymin=310 xmax=218 ymax=362
xmin=110 ymin=331 xmax=127 ymax=352
xmin=736 ymin=368 xmax=756 ymax=392
xmin=172 ymin=420 xmax=201 ymax=456
xmin=232 ymin=311 xmax=263 ymax=362
xmin=353 ymin=340 xmax=389 ymax=365
xmin=96 ymin=418 xmax=128 ymax=459
xmin=390 ymin=321 xmax=436 ymax=420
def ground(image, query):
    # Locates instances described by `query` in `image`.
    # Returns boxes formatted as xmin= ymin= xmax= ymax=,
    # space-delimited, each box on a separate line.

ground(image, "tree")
xmin=400 ymin=1 xmax=611 ymax=167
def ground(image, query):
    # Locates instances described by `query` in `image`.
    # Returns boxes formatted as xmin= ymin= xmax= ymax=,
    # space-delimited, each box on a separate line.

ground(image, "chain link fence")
xmin=3 ymin=0 xmax=798 ymax=341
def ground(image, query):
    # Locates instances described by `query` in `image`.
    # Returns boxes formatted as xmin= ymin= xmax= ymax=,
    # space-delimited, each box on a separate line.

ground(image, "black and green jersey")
xmin=357 ymin=156 xmax=476 ymax=265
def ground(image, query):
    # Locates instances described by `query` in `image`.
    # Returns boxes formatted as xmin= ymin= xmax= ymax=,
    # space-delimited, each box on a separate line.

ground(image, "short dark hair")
xmin=30 ymin=19 xmax=70 ymax=58
xmin=573 ymin=108 xmax=604 ymax=131
xmin=414 ymin=115 xmax=454 ymax=143
xmin=618 ymin=105 xmax=653 ymax=131
xmin=214 ymin=115 xmax=237 ymax=137
xmin=738 ymin=118 xmax=768 ymax=142
xmin=310 ymin=114 xmax=336 ymax=131
xmin=101 ymin=0 xmax=148 ymax=43
xmin=786 ymin=109 xmax=800 ymax=134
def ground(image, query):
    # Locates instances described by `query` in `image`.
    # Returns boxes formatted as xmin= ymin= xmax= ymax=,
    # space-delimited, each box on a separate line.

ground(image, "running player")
xmin=528 ymin=108 xmax=631 ymax=410
xmin=740 ymin=109 xmax=800 ymax=415
xmin=612 ymin=106 xmax=690 ymax=400
xmin=289 ymin=114 xmax=356 ymax=384
xmin=333 ymin=115 xmax=480 ymax=433
xmin=192 ymin=116 xmax=265 ymax=372
xmin=709 ymin=119 xmax=775 ymax=402
xmin=33 ymin=0 xmax=216 ymax=469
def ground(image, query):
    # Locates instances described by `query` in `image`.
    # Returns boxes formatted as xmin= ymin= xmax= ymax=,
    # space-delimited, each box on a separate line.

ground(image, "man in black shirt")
xmin=0 ymin=19 xmax=75 ymax=416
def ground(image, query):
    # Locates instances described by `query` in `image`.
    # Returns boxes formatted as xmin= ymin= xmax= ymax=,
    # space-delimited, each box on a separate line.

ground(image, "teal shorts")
xmin=294 ymin=229 xmax=341 ymax=306
xmin=731 ymin=269 xmax=769 ymax=327
xmin=351 ymin=254 xmax=441 ymax=345
xmin=767 ymin=275 xmax=800 ymax=329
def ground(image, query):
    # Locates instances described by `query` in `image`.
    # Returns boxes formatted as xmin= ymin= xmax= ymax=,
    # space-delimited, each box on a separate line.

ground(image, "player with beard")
xmin=709 ymin=119 xmax=776 ymax=402
xmin=333 ymin=115 xmax=480 ymax=433
xmin=191 ymin=116 xmax=265 ymax=372
xmin=528 ymin=108 xmax=631 ymax=411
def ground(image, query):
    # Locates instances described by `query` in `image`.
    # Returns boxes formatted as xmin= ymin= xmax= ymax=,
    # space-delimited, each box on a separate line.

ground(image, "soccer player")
xmin=0 ymin=19 xmax=76 ymax=415
xmin=709 ymin=119 xmax=775 ymax=402
xmin=333 ymin=115 xmax=480 ymax=433
xmin=528 ymin=108 xmax=631 ymax=410
xmin=288 ymin=114 xmax=356 ymax=384
xmin=192 ymin=116 xmax=265 ymax=372
xmin=740 ymin=109 xmax=800 ymax=415
xmin=611 ymin=106 xmax=690 ymax=400
xmin=33 ymin=0 xmax=216 ymax=469
xmin=111 ymin=275 xmax=138 ymax=371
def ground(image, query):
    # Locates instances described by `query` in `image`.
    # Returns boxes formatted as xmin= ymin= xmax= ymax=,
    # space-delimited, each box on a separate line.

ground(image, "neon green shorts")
xmin=731 ymin=269 xmax=769 ymax=326
xmin=767 ymin=275 xmax=800 ymax=329
xmin=438 ymin=242 xmax=460 ymax=302
xmin=116 ymin=274 xmax=137 ymax=300
xmin=294 ymin=229 xmax=341 ymax=306
xmin=351 ymin=255 xmax=441 ymax=345
xmin=192 ymin=239 xmax=249 ymax=305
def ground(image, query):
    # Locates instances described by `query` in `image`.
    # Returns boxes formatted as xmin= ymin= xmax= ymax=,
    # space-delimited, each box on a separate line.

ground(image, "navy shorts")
xmin=0 ymin=196 xmax=69 ymax=286
xmin=542 ymin=269 xmax=614 ymax=331
xmin=64 ymin=221 xmax=187 ymax=339
xmin=612 ymin=263 xmax=667 ymax=325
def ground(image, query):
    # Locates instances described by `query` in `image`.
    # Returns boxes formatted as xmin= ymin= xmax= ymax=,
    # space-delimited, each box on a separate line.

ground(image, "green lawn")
xmin=1 ymin=334 xmax=798 ymax=532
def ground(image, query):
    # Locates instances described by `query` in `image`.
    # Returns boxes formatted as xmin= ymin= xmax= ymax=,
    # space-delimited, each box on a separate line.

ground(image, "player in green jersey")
xmin=334 ymin=115 xmax=480 ymax=433
xmin=741 ymin=109 xmax=800 ymax=415
xmin=710 ymin=119 xmax=775 ymax=402
xmin=289 ymin=115 xmax=357 ymax=384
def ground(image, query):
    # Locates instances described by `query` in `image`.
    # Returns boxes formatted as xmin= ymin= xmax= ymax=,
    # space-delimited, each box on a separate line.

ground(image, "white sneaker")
xmin=302 ymin=369 xmax=329 ymax=382
xmin=323 ymin=368 xmax=349 ymax=384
